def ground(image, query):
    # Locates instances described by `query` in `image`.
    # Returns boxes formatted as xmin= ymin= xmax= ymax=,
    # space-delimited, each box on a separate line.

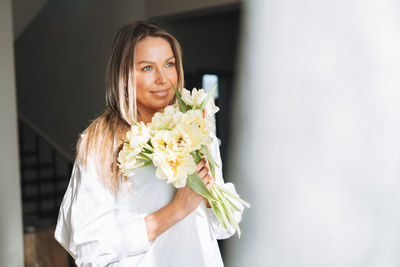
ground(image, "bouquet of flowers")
xmin=117 ymin=87 xmax=250 ymax=237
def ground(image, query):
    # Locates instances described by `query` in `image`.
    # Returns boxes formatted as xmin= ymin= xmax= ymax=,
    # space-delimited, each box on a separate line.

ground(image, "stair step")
xmin=21 ymin=151 xmax=36 ymax=157
xmin=38 ymin=209 xmax=60 ymax=218
xmin=23 ymin=215 xmax=58 ymax=232
xmin=22 ymin=163 xmax=54 ymax=171
xmin=18 ymin=118 xmax=73 ymax=226
xmin=22 ymin=191 xmax=62 ymax=202
xmin=21 ymin=176 xmax=69 ymax=186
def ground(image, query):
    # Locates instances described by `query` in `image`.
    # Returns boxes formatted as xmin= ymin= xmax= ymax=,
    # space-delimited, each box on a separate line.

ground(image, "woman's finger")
xmin=198 ymin=166 xmax=210 ymax=179
xmin=196 ymin=158 xmax=206 ymax=172
xmin=205 ymin=175 xmax=214 ymax=190
xmin=202 ymin=172 xmax=214 ymax=183
xmin=201 ymin=173 xmax=210 ymax=183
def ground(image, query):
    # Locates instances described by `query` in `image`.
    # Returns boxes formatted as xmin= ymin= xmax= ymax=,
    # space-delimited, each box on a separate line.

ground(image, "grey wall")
xmin=15 ymin=0 xmax=146 ymax=157
xmin=0 ymin=0 xmax=24 ymax=265
xmin=12 ymin=0 xmax=49 ymax=40
xmin=147 ymin=0 xmax=241 ymax=18
xmin=155 ymin=10 xmax=240 ymax=74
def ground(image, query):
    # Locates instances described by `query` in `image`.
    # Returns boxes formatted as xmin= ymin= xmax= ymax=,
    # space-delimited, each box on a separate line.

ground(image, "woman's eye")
xmin=166 ymin=62 xmax=175 ymax=67
xmin=142 ymin=66 xmax=151 ymax=71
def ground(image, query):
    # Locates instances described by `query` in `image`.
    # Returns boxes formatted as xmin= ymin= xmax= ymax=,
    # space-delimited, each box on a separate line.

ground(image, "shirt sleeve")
xmin=54 ymin=157 xmax=151 ymax=266
xmin=205 ymin=132 xmax=244 ymax=240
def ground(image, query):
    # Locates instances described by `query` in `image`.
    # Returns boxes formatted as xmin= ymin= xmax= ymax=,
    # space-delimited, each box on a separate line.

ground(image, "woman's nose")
xmin=155 ymin=68 xmax=167 ymax=85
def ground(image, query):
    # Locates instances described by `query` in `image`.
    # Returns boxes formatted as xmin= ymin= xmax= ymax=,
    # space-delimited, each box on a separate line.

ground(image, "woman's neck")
xmin=137 ymin=106 xmax=163 ymax=125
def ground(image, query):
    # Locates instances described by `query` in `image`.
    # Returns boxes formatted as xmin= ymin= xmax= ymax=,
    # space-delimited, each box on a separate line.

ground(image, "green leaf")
xmin=136 ymin=154 xmax=150 ymax=161
xmin=211 ymin=202 xmax=227 ymax=229
xmin=224 ymin=195 xmax=242 ymax=212
xmin=131 ymin=118 xmax=139 ymax=126
xmin=174 ymin=86 xmax=181 ymax=98
xmin=215 ymin=200 xmax=231 ymax=231
xmin=160 ymin=126 xmax=172 ymax=131
xmin=198 ymin=84 xmax=217 ymax=110
xmin=123 ymin=160 xmax=153 ymax=173
xmin=200 ymin=145 xmax=216 ymax=178
xmin=143 ymin=160 xmax=153 ymax=167
xmin=196 ymin=150 xmax=203 ymax=162
xmin=186 ymin=173 xmax=217 ymax=201
xmin=190 ymin=150 xmax=202 ymax=164
xmin=209 ymin=162 xmax=216 ymax=180
xmin=142 ymin=147 xmax=153 ymax=154
xmin=174 ymin=87 xmax=189 ymax=112
xmin=141 ymin=152 xmax=153 ymax=160
xmin=211 ymin=187 xmax=240 ymax=212
xmin=215 ymin=184 xmax=251 ymax=208
xmin=218 ymin=196 xmax=241 ymax=238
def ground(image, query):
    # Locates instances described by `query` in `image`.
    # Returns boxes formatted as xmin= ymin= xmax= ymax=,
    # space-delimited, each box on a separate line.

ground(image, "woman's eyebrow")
xmin=165 ymin=56 xmax=175 ymax=62
xmin=137 ymin=56 xmax=175 ymax=65
xmin=137 ymin=60 xmax=154 ymax=64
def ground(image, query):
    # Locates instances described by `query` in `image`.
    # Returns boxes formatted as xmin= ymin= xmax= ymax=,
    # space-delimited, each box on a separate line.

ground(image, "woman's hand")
xmin=197 ymin=157 xmax=215 ymax=191
xmin=145 ymin=156 xmax=215 ymax=241
xmin=173 ymin=157 xmax=215 ymax=215
xmin=195 ymin=156 xmax=215 ymax=208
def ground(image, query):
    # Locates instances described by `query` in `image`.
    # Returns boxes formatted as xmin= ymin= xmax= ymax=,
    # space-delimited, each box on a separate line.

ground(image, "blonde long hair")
xmin=76 ymin=21 xmax=184 ymax=193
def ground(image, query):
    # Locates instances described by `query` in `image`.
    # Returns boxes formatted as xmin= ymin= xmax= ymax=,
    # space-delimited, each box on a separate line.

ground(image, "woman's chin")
xmin=138 ymin=93 xmax=175 ymax=112
xmin=150 ymin=100 xmax=173 ymax=111
xmin=150 ymin=94 xmax=174 ymax=107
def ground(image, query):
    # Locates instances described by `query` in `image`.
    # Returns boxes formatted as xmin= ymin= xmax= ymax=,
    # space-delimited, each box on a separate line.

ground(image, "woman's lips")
xmin=150 ymin=89 xmax=169 ymax=97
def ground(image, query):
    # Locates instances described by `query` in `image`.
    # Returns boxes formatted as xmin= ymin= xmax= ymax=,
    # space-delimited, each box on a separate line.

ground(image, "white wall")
xmin=0 ymin=0 xmax=24 ymax=265
xmin=15 ymin=0 xmax=146 ymax=158
xmin=225 ymin=0 xmax=400 ymax=266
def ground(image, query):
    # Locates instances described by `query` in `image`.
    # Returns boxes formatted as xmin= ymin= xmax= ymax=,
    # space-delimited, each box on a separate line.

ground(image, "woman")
xmin=54 ymin=21 xmax=243 ymax=267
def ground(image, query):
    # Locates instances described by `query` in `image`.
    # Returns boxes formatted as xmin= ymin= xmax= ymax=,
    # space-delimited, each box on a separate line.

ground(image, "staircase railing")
xmin=18 ymin=115 xmax=75 ymax=266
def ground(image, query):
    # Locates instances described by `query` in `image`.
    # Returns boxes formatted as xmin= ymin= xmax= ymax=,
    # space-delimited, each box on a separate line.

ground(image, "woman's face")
xmin=134 ymin=37 xmax=178 ymax=114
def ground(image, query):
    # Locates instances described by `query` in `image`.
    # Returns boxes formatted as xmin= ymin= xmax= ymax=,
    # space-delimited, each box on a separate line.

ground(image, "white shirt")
xmin=54 ymin=132 xmax=243 ymax=267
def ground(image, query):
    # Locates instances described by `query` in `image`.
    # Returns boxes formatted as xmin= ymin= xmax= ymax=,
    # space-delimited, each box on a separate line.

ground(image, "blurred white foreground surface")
xmin=225 ymin=0 xmax=400 ymax=266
